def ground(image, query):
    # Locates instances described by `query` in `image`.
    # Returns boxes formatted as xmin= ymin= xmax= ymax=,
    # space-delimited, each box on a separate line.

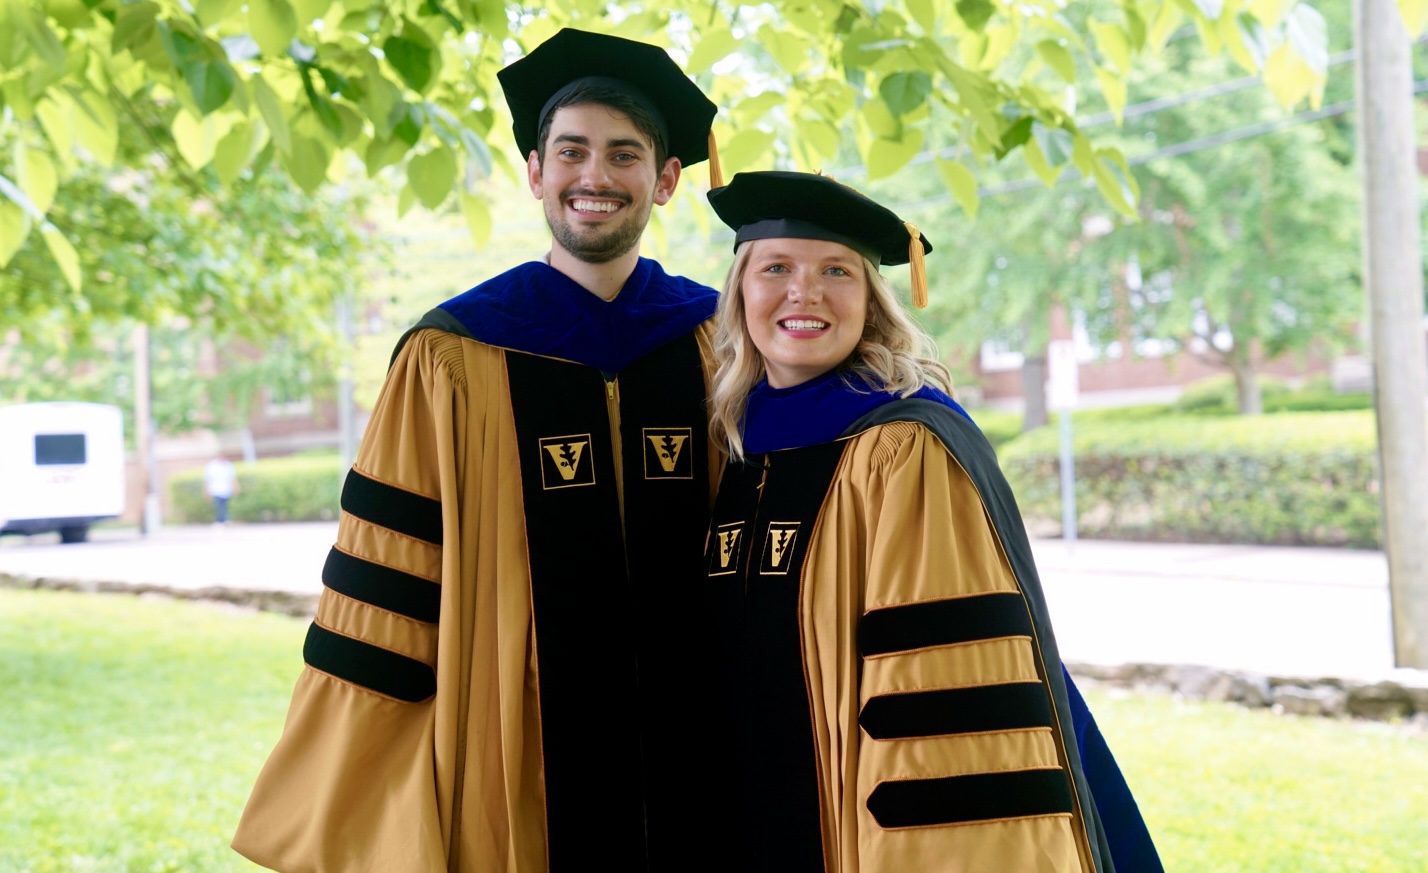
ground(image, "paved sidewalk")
xmin=0 ymin=523 xmax=1404 ymax=680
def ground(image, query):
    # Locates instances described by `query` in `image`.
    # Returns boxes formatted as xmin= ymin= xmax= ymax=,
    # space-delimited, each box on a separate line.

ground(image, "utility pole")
xmin=132 ymin=323 xmax=161 ymax=535
xmin=1355 ymin=0 xmax=1428 ymax=668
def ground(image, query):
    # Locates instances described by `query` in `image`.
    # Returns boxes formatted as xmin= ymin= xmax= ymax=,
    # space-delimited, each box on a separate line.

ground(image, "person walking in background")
xmin=233 ymin=29 xmax=735 ymax=873
xmin=202 ymin=455 xmax=237 ymax=526
xmin=701 ymin=171 xmax=1162 ymax=872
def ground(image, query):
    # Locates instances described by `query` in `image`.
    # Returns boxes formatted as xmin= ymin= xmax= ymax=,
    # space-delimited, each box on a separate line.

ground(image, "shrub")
xmin=1171 ymin=374 xmax=1295 ymax=415
xmin=966 ymin=409 xmax=1024 ymax=450
xmin=1000 ymin=411 xmax=1384 ymax=548
xmin=169 ymin=455 xmax=344 ymax=524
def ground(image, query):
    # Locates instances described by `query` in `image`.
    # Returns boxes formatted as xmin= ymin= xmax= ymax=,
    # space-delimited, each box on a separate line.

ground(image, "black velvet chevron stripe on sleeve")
xmin=302 ymin=623 xmax=437 ymax=702
xmin=340 ymin=469 xmax=442 ymax=545
xmin=866 ymin=768 xmax=1075 ymax=829
xmin=858 ymin=591 xmax=1034 ymax=657
xmin=859 ymin=681 xmax=1055 ymax=740
xmin=321 ymin=547 xmax=441 ymax=623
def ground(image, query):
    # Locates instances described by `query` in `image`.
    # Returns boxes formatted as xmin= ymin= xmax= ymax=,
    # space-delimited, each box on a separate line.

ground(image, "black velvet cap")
xmin=497 ymin=28 xmax=716 ymax=166
xmin=707 ymin=171 xmax=932 ymax=266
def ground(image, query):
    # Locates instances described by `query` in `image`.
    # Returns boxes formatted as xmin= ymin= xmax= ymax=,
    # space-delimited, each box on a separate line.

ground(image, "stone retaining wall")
xmin=1067 ymin=660 xmax=1428 ymax=725
xmin=8 ymin=571 xmax=1428 ymax=725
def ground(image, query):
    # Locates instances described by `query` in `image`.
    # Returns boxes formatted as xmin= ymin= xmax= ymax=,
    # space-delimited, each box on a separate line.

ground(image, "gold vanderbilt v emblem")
xmin=760 ymin=522 xmax=801 ymax=576
xmin=643 ymin=427 xmax=694 ymax=480
xmin=718 ymin=527 xmax=742 ymax=566
xmin=709 ymin=522 xmax=745 ymax=577
xmin=538 ymin=434 xmax=596 ymax=489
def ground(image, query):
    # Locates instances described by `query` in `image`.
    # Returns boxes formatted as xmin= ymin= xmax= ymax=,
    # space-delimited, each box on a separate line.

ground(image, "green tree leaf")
xmin=73 ymin=91 xmax=119 ymax=166
xmin=720 ymin=128 xmax=777 ymax=174
xmin=879 ymin=71 xmax=933 ymax=116
xmin=16 ymin=144 xmax=58 ymax=216
xmin=172 ymin=109 xmax=238 ymax=169
xmin=250 ymin=0 xmax=299 ymax=57
xmin=1090 ymin=21 xmax=1131 ymax=74
xmin=1091 ymin=149 xmax=1137 ymax=217
xmin=196 ymin=0 xmax=245 ymax=27
xmin=293 ymin=0 xmax=330 ymax=25
xmin=732 ymin=91 xmax=785 ymax=125
xmin=862 ymin=96 xmax=901 ymax=138
xmin=955 ymin=0 xmax=995 ymax=31
xmin=1263 ymin=42 xmax=1322 ymax=108
xmin=0 ymin=199 xmax=30 ymax=266
xmin=687 ymin=27 xmax=738 ymax=75
xmin=866 ymin=130 xmax=924 ymax=180
xmin=1020 ymin=137 xmax=1062 ymax=187
xmin=1148 ymin=2 xmax=1185 ymax=48
xmin=34 ymin=94 xmax=74 ymax=158
xmin=363 ymin=134 xmax=411 ymax=176
xmin=994 ymin=115 xmax=1033 ymax=158
xmin=1398 ymin=0 xmax=1428 ymax=34
xmin=251 ymin=74 xmax=292 ymax=154
xmin=407 ymin=146 xmax=456 ymax=209
xmin=1285 ymin=3 xmax=1328 ymax=74
xmin=41 ymin=224 xmax=82 ymax=292
xmin=384 ymin=20 xmax=440 ymax=94
xmin=1037 ymin=40 xmax=1076 ymax=82
xmin=459 ymin=191 xmax=492 ymax=249
xmin=907 ymin=0 xmax=936 ymax=32
xmin=794 ymin=116 xmax=840 ymax=162
xmin=936 ymin=157 xmax=979 ymax=219
xmin=18 ymin=5 xmax=65 ymax=70
xmin=1248 ymin=0 xmax=1297 ymax=29
xmin=213 ymin=121 xmax=259 ymax=184
xmin=1094 ymin=64 xmax=1128 ymax=123
xmin=757 ymin=24 xmax=811 ymax=75
xmin=111 ymin=2 xmax=161 ymax=54
xmin=160 ymin=23 xmax=237 ymax=115
xmin=280 ymin=134 xmax=330 ymax=193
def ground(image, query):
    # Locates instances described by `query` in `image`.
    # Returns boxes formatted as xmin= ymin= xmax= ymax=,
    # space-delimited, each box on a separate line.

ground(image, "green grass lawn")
xmin=3 ymin=587 xmax=1426 ymax=872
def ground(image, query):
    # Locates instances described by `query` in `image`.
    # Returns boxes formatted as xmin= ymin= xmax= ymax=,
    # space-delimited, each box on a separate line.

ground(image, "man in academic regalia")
xmin=232 ymin=29 xmax=735 ymax=873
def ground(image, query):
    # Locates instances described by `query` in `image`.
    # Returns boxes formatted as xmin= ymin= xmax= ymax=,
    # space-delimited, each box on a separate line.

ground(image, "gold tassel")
xmin=707 ymin=130 xmax=724 ymax=189
xmin=905 ymin=221 xmax=928 ymax=309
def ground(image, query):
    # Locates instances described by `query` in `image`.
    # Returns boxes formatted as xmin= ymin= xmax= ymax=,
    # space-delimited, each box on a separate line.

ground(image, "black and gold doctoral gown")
xmin=706 ymin=372 xmax=1161 ymax=873
xmin=233 ymin=258 xmax=736 ymax=873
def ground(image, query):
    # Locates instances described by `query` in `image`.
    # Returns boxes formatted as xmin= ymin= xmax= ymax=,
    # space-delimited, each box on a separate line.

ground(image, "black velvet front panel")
xmin=506 ymin=351 xmax=645 ymax=871
xmin=507 ymin=336 xmax=731 ymax=873
xmin=706 ymin=442 xmax=848 ymax=873
xmin=614 ymin=336 xmax=740 ymax=873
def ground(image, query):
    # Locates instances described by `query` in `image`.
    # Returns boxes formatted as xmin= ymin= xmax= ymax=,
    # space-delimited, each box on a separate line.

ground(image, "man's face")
xmin=527 ymin=103 xmax=681 ymax=264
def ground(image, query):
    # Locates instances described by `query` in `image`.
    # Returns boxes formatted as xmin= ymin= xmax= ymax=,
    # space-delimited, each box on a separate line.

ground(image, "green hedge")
xmin=966 ymin=409 xmax=1024 ymax=450
xmin=169 ymin=456 xmax=344 ymax=524
xmin=999 ymin=411 xmax=1384 ymax=548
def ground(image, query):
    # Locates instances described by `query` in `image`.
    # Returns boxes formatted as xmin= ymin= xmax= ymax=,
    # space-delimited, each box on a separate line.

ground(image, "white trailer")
xmin=0 ymin=402 xmax=126 ymax=543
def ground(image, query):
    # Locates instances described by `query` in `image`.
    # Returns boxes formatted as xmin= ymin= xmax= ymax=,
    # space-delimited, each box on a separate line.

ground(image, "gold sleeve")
xmin=804 ymin=422 xmax=1092 ymax=873
xmin=232 ymin=329 xmax=469 ymax=873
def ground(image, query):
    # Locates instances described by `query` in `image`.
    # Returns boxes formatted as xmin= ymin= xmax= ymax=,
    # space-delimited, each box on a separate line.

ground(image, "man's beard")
xmin=546 ymin=189 xmax=647 ymax=264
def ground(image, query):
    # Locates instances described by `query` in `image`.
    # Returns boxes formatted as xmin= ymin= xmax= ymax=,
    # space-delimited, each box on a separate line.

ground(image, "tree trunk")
xmin=1230 ymin=352 xmax=1263 ymax=415
xmin=1022 ymin=353 xmax=1049 ymax=429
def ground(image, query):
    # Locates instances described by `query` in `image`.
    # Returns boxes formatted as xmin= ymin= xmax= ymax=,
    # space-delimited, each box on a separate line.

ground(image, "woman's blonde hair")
xmin=709 ymin=240 xmax=953 ymax=461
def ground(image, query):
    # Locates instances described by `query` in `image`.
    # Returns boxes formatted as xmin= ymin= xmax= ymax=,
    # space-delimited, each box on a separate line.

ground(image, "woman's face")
xmin=741 ymin=237 xmax=869 ymax=389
